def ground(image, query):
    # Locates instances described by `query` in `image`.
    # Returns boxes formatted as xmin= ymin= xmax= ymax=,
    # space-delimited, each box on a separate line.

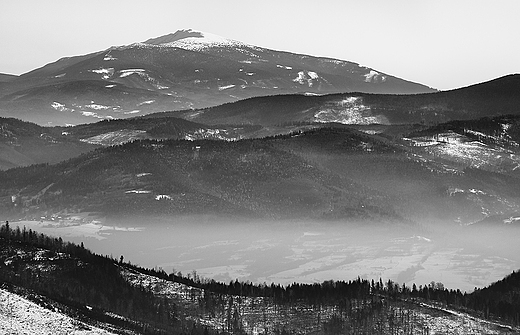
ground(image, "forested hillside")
xmin=1 ymin=127 xmax=519 ymax=225
xmin=1 ymin=222 xmax=518 ymax=334
xmin=0 ymin=117 xmax=95 ymax=170
xmin=150 ymin=74 xmax=520 ymax=127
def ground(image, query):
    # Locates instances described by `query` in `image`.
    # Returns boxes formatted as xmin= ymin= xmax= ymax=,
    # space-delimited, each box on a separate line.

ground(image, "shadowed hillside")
xmin=0 ymin=117 xmax=96 ymax=170
xmin=1 ymin=127 xmax=519 ymax=225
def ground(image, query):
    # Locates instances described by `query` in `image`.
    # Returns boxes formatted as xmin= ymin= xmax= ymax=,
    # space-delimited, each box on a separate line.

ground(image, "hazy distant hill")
xmin=0 ymin=29 xmax=434 ymax=126
xmin=0 ymin=115 xmax=317 ymax=169
xmin=0 ymin=117 xmax=95 ymax=170
xmin=1 ymin=127 xmax=519 ymax=224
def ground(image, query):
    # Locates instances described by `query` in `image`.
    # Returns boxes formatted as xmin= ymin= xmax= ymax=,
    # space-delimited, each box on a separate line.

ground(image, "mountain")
xmin=0 ymin=73 xmax=17 ymax=83
xmin=151 ymin=74 xmax=520 ymax=126
xmin=5 ymin=72 xmax=519 ymax=169
xmin=1 ymin=127 xmax=519 ymax=225
xmin=0 ymin=29 xmax=435 ymax=126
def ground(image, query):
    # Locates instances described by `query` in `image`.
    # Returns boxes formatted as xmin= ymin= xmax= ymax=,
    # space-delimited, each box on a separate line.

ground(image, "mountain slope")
xmin=1 ymin=223 xmax=518 ymax=334
xmin=0 ymin=287 xmax=120 ymax=335
xmin=0 ymin=117 xmax=96 ymax=170
xmin=0 ymin=29 xmax=435 ymax=126
xmin=152 ymin=74 xmax=520 ymax=127
xmin=0 ymin=73 xmax=17 ymax=83
xmin=1 ymin=127 xmax=519 ymax=225
xmin=0 ymin=129 xmax=402 ymax=222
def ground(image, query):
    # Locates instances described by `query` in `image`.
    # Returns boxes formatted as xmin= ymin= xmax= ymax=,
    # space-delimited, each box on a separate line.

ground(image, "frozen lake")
xmin=12 ymin=218 xmax=520 ymax=293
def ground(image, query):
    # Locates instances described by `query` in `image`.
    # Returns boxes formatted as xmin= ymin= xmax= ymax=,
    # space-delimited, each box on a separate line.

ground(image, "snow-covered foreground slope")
xmin=0 ymin=288 xmax=124 ymax=335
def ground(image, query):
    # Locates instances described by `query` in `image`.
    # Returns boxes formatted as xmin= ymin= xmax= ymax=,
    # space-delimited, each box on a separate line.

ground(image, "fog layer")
xmin=12 ymin=216 xmax=520 ymax=293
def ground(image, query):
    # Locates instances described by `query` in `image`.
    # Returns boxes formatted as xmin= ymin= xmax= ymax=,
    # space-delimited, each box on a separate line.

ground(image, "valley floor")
xmin=11 ymin=219 xmax=520 ymax=293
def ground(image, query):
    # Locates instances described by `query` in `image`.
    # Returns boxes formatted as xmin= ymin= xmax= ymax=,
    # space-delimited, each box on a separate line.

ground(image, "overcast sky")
xmin=1 ymin=0 xmax=518 ymax=90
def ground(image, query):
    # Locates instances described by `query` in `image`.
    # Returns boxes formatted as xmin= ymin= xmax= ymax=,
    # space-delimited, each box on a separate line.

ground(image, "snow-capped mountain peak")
xmin=143 ymin=29 xmax=245 ymax=51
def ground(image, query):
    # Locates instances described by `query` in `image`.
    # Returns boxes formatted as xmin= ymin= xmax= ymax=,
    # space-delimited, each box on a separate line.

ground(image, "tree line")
xmin=1 ymin=221 xmax=519 ymax=334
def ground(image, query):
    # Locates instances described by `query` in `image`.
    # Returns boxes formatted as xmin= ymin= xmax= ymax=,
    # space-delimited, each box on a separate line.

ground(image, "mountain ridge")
xmin=0 ymin=29 xmax=435 ymax=126
xmin=1 ymin=126 xmax=519 ymax=225
xmin=146 ymin=74 xmax=520 ymax=127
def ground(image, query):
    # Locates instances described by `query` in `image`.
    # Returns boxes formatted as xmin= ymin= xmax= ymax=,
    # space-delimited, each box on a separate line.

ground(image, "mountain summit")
xmin=144 ymin=29 xmax=208 ymax=44
xmin=141 ymin=29 xmax=251 ymax=53
xmin=0 ymin=29 xmax=435 ymax=125
xmin=143 ymin=29 xmax=239 ymax=47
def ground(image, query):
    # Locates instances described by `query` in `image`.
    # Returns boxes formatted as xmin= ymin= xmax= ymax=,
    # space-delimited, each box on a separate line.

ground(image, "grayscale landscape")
xmin=1 ymin=1 xmax=520 ymax=334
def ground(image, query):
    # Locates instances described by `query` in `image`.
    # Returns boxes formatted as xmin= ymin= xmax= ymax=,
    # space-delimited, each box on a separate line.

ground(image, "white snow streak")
xmin=155 ymin=195 xmax=173 ymax=200
xmin=103 ymin=54 xmax=117 ymax=61
xmin=119 ymin=69 xmax=146 ymax=78
xmin=125 ymin=190 xmax=151 ymax=194
xmin=85 ymin=104 xmax=110 ymax=110
xmin=218 ymin=84 xmax=236 ymax=91
xmin=276 ymin=64 xmax=293 ymax=70
xmin=81 ymin=111 xmax=104 ymax=119
xmin=51 ymin=102 xmax=73 ymax=112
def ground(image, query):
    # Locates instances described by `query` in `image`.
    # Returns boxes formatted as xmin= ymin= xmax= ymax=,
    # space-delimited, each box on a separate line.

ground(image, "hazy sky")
xmin=1 ymin=0 xmax=519 ymax=90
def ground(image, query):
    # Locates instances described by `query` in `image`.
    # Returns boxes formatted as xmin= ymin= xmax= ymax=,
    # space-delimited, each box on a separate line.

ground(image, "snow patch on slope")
xmin=155 ymin=194 xmax=173 ymax=200
xmin=307 ymin=71 xmax=319 ymax=80
xmin=314 ymin=97 xmax=389 ymax=125
xmin=80 ymin=130 xmax=148 ymax=146
xmin=51 ymin=102 xmax=73 ymax=112
xmin=364 ymin=70 xmax=387 ymax=83
xmin=103 ymin=53 xmax=117 ymax=61
xmin=0 ymin=288 xmax=117 ymax=335
xmin=118 ymin=69 xmax=169 ymax=89
xmin=409 ymin=131 xmax=520 ymax=171
xmin=81 ymin=111 xmax=106 ymax=119
xmin=85 ymin=103 xmax=110 ymax=110
xmin=89 ymin=68 xmax=114 ymax=80
xmin=293 ymin=71 xmax=321 ymax=87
